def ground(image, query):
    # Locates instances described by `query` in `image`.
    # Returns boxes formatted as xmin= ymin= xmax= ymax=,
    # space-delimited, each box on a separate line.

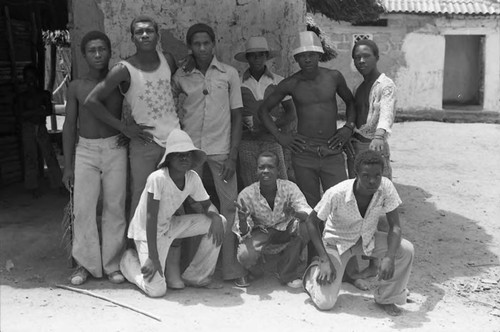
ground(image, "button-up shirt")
xmin=233 ymin=179 xmax=312 ymax=236
xmin=354 ymin=73 xmax=396 ymax=140
xmin=172 ymin=56 xmax=243 ymax=155
xmin=315 ymin=178 xmax=402 ymax=256
xmin=240 ymin=67 xmax=291 ymax=140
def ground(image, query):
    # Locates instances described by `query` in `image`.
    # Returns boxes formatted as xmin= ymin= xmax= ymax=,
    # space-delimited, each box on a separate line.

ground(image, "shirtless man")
xmin=259 ymin=31 xmax=356 ymax=210
xmin=62 ymin=31 xmax=126 ymax=285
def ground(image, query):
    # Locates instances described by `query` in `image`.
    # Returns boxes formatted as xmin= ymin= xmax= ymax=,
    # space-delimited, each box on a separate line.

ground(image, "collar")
xmin=372 ymin=73 xmax=387 ymax=88
xmin=345 ymin=179 xmax=382 ymax=203
xmin=207 ymin=56 xmax=226 ymax=73
xmin=242 ymin=66 xmax=274 ymax=81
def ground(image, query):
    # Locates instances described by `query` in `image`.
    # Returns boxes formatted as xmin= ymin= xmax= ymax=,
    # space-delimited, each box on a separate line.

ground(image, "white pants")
xmin=120 ymin=214 xmax=226 ymax=297
xmin=72 ymin=135 xmax=127 ymax=277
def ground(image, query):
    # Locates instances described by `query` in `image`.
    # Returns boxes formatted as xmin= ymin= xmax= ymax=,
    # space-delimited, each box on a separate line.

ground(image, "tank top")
xmin=120 ymin=51 xmax=180 ymax=147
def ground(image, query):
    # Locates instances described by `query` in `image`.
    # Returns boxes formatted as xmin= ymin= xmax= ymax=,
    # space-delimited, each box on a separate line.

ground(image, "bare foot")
xmin=352 ymin=278 xmax=370 ymax=291
xmin=376 ymin=303 xmax=403 ymax=316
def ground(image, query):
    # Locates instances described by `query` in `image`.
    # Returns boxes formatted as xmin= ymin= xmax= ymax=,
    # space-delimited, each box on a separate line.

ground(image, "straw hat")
xmin=234 ymin=36 xmax=280 ymax=62
xmin=157 ymin=129 xmax=206 ymax=169
xmin=292 ymin=31 xmax=324 ymax=56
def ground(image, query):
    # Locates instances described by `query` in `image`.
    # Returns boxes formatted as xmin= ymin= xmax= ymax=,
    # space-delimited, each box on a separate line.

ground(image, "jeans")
xmin=72 ymin=135 xmax=127 ymax=278
xmin=120 ymin=214 xmax=226 ymax=297
xmin=292 ymin=137 xmax=347 ymax=208
xmin=347 ymin=137 xmax=392 ymax=180
xmin=21 ymin=122 xmax=62 ymax=190
xmin=303 ymin=233 xmax=414 ymax=310
xmin=194 ymin=154 xmax=246 ymax=280
xmin=129 ymin=139 xmax=165 ymax=218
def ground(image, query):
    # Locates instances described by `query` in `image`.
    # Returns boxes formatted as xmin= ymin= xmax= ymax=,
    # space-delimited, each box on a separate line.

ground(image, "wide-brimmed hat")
xmin=157 ymin=129 xmax=206 ymax=169
xmin=292 ymin=31 xmax=324 ymax=56
xmin=234 ymin=36 xmax=280 ymax=62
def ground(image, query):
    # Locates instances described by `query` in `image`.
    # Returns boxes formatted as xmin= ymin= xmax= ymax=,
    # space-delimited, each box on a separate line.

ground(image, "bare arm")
xmin=328 ymin=71 xmax=356 ymax=149
xmin=259 ymin=80 xmax=305 ymax=152
xmin=142 ymin=193 xmax=164 ymax=280
xmin=84 ymin=64 xmax=153 ymax=143
xmin=305 ymin=211 xmax=336 ymax=284
xmin=199 ymin=199 xmax=224 ymax=246
xmin=163 ymin=52 xmax=178 ymax=74
xmin=379 ymin=207 xmax=402 ymax=280
xmin=274 ymin=98 xmax=296 ymax=129
xmin=61 ymin=82 xmax=78 ymax=190
xmin=220 ymin=107 xmax=242 ymax=182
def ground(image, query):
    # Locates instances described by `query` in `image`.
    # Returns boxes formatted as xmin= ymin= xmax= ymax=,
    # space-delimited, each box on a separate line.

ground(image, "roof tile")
xmin=381 ymin=0 xmax=500 ymax=15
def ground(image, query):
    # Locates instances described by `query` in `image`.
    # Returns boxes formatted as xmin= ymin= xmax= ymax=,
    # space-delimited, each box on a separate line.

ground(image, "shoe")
xmin=70 ymin=266 xmax=89 ymax=285
xmin=286 ymin=278 xmax=303 ymax=289
xmin=234 ymin=276 xmax=250 ymax=287
xmin=108 ymin=271 xmax=125 ymax=284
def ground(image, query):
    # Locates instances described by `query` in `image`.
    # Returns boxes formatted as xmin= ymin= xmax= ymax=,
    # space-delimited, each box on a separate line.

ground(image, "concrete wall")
xmin=70 ymin=0 xmax=305 ymax=80
xmin=311 ymin=13 xmax=500 ymax=113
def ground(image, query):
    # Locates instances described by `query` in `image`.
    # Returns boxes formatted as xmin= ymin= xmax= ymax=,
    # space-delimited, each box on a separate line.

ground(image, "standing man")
xmin=233 ymin=36 xmax=296 ymax=187
xmin=172 ymin=23 xmax=247 ymax=286
xmin=85 ymin=16 xmax=181 ymax=218
xmin=14 ymin=64 xmax=62 ymax=197
xmin=259 ymin=31 xmax=356 ymax=210
xmin=348 ymin=39 xmax=396 ymax=180
xmin=259 ymin=31 xmax=356 ymax=262
xmin=302 ymin=150 xmax=414 ymax=316
xmin=62 ymin=31 xmax=127 ymax=285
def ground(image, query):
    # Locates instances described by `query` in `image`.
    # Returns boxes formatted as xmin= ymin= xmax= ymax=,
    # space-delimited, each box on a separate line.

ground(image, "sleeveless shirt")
xmin=120 ymin=51 xmax=180 ymax=147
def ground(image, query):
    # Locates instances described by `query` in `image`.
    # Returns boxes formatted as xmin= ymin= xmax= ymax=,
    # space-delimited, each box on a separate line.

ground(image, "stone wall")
xmin=70 ymin=0 xmax=306 ymax=79
xmin=312 ymin=13 xmax=500 ymax=113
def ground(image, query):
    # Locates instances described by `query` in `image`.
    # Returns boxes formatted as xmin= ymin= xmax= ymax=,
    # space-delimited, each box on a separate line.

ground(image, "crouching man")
xmin=233 ymin=151 xmax=311 ymax=288
xmin=303 ymin=150 xmax=414 ymax=315
xmin=120 ymin=129 xmax=225 ymax=297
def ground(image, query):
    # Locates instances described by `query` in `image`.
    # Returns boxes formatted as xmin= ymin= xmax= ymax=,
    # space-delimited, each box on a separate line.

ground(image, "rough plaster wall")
xmin=311 ymin=13 xmax=500 ymax=112
xmin=84 ymin=0 xmax=306 ymax=78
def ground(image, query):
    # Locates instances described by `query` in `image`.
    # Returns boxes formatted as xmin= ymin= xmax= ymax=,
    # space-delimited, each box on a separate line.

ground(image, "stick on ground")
xmin=55 ymin=284 xmax=161 ymax=322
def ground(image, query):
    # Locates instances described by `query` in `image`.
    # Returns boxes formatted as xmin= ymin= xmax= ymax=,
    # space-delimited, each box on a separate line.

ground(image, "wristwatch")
xmin=343 ymin=122 xmax=355 ymax=132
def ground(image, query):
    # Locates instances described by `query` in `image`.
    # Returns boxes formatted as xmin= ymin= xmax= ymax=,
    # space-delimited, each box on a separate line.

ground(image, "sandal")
xmin=108 ymin=271 xmax=125 ymax=284
xmin=70 ymin=266 xmax=89 ymax=285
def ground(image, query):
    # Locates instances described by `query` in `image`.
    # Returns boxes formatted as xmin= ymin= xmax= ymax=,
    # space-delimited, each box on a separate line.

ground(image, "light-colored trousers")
xmin=72 ymin=135 xmax=127 ymax=278
xmin=120 ymin=214 xmax=226 ymax=298
xmin=129 ymin=140 xmax=165 ymax=219
xmin=194 ymin=154 xmax=246 ymax=280
xmin=304 ymin=232 xmax=414 ymax=311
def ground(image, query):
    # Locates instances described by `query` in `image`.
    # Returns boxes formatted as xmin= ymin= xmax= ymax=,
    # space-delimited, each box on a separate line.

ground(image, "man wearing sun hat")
xmin=234 ymin=36 xmax=296 ymax=188
xmin=258 ymin=31 xmax=356 ymax=262
xmin=120 ymin=129 xmax=226 ymax=297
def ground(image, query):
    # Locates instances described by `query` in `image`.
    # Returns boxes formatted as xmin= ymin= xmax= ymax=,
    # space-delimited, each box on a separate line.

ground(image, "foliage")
xmin=306 ymin=0 xmax=385 ymax=24
xmin=42 ymin=30 xmax=71 ymax=47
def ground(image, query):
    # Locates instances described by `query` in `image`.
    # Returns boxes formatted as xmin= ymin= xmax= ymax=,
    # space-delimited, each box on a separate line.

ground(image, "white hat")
xmin=157 ymin=129 xmax=206 ymax=169
xmin=234 ymin=36 xmax=280 ymax=62
xmin=292 ymin=31 xmax=324 ymax=56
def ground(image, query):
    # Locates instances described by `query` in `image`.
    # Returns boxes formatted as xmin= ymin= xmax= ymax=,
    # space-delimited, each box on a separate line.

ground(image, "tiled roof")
xmin=380 ymin=0 xmax=500 ymax=15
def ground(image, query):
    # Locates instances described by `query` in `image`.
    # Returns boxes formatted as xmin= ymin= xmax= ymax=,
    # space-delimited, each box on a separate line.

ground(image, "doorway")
xmin=442 ymin=35 xmax=484 ymax=109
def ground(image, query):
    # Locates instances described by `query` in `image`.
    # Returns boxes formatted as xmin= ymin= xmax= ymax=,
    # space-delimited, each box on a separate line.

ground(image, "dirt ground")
xmin=1 ymin=121 xmax=499 ymax=332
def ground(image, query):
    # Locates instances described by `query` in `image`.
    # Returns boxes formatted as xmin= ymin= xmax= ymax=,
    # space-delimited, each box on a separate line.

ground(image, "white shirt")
xmin=315 ymin=178 xmax=402 ymax=256
xmin=127 ymin=169 xmax=209 ymax=241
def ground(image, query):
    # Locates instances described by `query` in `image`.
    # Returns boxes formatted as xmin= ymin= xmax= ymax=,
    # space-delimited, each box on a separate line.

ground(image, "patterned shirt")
xmin=127 ymin=169 xmax=209 ymax=241
xmin=240 ymin=67 xmax=291 ymax=141
xmin=233 ymin=179 xmax=312 ymax=236
xmin=172 ymin=56 xmax=243 ymax=155
xmin=315 ymin=178 xmax=402 ymax=256
xmin=119 ymin=51 xmax=180 ymax=147
xmin=354 ymin=73 xmax=396 ymax=140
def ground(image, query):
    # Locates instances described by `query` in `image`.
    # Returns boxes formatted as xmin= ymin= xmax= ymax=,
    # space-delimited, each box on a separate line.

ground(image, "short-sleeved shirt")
xmin=314 ymin=178 xmax=402 ymax=256
xmin=354 ymin=73 xmax=396 ymax=140
xmin=233 ymin=179 xmax=312 ymax=235
xmin=127 ymin=169 xmax=209 ymax=241
xmin=172 ymin=56 xmax=243 ymax=155
xmin=240 ymin=67 xmax=291 ymax=141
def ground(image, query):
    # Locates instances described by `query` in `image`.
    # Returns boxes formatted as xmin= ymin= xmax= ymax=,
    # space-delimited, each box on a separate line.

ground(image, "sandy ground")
xmin=1 ymin=121 xmax=499 ymax=332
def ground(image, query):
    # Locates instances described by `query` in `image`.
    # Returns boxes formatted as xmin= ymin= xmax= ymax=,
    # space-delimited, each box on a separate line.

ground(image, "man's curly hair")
xmin=354 ymin=150 xmax=384 ymax=175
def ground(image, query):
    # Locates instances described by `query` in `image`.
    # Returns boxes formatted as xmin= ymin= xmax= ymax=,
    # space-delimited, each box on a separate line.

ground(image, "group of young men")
xmin=61 ymin=15 xmax=414 ymax=316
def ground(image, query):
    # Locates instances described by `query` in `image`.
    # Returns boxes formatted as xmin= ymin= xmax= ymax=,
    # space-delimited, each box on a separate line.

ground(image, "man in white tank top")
xmin=85 ymin=16 xmax=181 ymax=216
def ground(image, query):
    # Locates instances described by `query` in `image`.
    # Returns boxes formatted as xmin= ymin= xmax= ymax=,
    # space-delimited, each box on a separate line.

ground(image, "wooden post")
xmin=4 ymin=6 xmax=18 ymax=93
